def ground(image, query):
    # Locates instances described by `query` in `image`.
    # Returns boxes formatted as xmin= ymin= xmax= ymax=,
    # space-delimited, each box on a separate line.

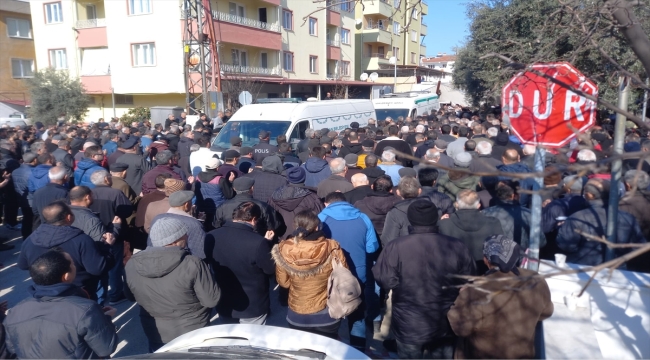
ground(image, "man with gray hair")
xmin=344 ymin=173 xmax=373 ymax=205
xmin=141 ymin=150 xmax=182 ymax=195
xmin=317 ymin=157 xmax=354 ymax=198
xmin=381 ymin=176 xmax=426 ymax=245
xmin=439 ymin=189 xmax=504 ymax=273
xmin=378 ymin=150 xmax=404 ymax=186
xmin=32 ymin=166 xmax=70 ymax=229
xmin=51 ymin=140 xmax=74 ymax=179
xmin=469 ymin=142 xmax=502 ymax=174
xmin=89 ymin=169 xmax=133 ymax=305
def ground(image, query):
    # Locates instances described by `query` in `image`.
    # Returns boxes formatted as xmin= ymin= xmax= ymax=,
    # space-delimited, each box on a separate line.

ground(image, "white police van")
xmin=210 ymin=98 xmax=376 ymax=153
xmin=372 ymin=91 xmax=440 ymax=121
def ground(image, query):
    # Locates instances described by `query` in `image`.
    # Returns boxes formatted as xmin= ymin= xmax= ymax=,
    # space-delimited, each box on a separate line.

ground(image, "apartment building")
xmin=354 ymin=0 xmax=428 ymax=80
xmin=421 ymin=53 xmax=456 ymax=83
xmin=0 ymin=0 xmax=35 ymax=117
xmin=28 ymin=0 xmax=368 ymax=122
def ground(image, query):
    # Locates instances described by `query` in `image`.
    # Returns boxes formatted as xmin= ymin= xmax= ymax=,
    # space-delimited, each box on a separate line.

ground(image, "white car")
xmin=128 ymin=324 xmax=370 ymax=360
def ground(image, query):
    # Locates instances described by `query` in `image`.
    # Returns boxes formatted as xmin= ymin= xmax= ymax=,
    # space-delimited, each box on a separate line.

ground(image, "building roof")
xmin=422 ymin=55 xmax=457 ymax=63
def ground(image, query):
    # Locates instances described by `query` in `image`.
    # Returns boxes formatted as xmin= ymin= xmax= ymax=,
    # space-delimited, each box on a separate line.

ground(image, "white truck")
xmin=372 ymin=91 xmax=440 ymax=120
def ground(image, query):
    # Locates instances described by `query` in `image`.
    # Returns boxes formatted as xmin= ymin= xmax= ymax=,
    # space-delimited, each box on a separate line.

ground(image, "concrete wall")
xmin=86 ymin=93 xmax=185 ymax=122
xmin=0 ymin=8 xmax=35 ymax=104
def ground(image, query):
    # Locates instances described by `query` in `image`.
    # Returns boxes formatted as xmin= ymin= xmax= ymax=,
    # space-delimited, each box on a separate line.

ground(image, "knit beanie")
xmin=287 ymin=166 xmax=306 ymax=184
xmin=407 ymin=200 xmax=439 ymax=226
xmin=150 ymin=218 xmax=188 ymax=247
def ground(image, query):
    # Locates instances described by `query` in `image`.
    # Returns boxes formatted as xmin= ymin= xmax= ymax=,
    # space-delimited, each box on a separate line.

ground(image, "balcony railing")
xmin=212 ymin=10 xmax=281 ymax=33
xmin=365 ymin=23 xmax=389 ymax=31
xmin=327 ymin=39 xmax=340 ymax=47
xmin=365 ymin=52 xmax=388 ymax=59
xmin=221 ymin=64 xmax=282 ymax=76
xmin=75 ymin=18 xmax=106 ymax=29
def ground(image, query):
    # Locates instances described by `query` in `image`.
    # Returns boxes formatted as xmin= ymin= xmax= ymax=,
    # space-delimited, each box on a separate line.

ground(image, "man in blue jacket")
xmin=318 ymin=192 xmax=379 ymax=352
xmin=74 ymin=146 xmax=105 ymax=188
xmin=27 ymin=153 xmax=53 ymax=195
xmin=5 ymin=249 xmax=118 ymax=358
xmin=302 ymin=146 xmax=331 ymax=188
xmin=19 ymin=201 xmax=114 ymax=300
xmin=12 ymin=153 xmax=38 ymax=238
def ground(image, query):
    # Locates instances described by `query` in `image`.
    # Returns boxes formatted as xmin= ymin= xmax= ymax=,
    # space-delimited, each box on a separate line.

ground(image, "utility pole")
xmin=643 ymin=78 xmax=649 ymax=123
xmin=527 ymin=147 xmax=545 ymax=272
xmin=605 ymin=76 xmax=629 ymax=260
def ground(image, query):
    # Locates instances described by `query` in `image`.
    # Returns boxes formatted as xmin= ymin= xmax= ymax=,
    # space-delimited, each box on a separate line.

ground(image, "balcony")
xmin=76 ymin=18 xmax=106 ymax=29
xmin=327 ymin=44 xmax=341 ymax=60
xmin=363 ymin=0 xmax=392 ymax=17
xmin=213 ymin=10 xmax=280 ymax=33
xmin=420 ymin=44 xmax=426 ymax=55
xmin=327 ymin=39 xmax=340 ymax=47
xmin=421 ymin=1 xmax=428 ymax=15
xmin=421 ymin=23 xmax=427 ymax=36
xmin=221 ymin=64 xmax=281 ymax=76
xmin=363 ymin=24 xmax=391 ymax=45
xmin=326 ymin=9 xmax=340 ymax=26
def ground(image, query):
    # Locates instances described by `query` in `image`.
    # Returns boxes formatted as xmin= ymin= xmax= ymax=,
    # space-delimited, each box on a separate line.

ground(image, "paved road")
xmin=0 ymin=227 xmax=394 ymax=358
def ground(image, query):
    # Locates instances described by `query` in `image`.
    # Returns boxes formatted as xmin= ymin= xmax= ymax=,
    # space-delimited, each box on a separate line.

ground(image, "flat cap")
xmin=398 ymin=167 xmax=417 ymax=178
xmin=233 ymin=177 xmax=255 ymax=191
xmin=240 ymin=146 xmax=253 ymax=155
xmin=230 ymin=136 xmax=242 ymax=145
xmin=120 ymin=136 xmax=139 ymax=149
xmin=362 ymin=139 xmax=375 ymax=148
xmin=223 ymin=149 xmax=240 ymax=159
xmin=454 ymin=152 xmax=473 ymax=168
xmin=109 ymin=163 xmax=129 ymax=172
xmin=168 ymin=190 xmax=194 ymax=207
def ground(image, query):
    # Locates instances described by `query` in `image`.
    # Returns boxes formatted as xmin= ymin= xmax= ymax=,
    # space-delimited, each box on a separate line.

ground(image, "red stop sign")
xmin=501 ymin=62 xmax=598 ymax=148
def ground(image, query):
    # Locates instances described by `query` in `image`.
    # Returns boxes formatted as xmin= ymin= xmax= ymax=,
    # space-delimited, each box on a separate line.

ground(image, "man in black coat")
xmin=32 ymin=166 xmax=70 ymax=229
xmin=116 ymin=136 xmax=152 ymax=194
xmin=6 ymin=250 xmax=118 ymax=358
xmin=373 ymin=200 xmax=475 ymax=359
xmin=205 ymin=201 xmax=276 ymax=324
xmin=374 ymin=125 xmax=413 ymax=166
xmin=355 ymin=175 xmax=401 ymax=243
xmin=252 ymin=130 xmax=279 ymax=164
xmin=438 ymin=189 xmax=505 ymax=274
xmin=418 ymin=168 xmax=454 ymax=217
xmin=213 ymin=177 xmax=280 ymax=235
xmin=243 ymin=155 xmax=288 ymax=203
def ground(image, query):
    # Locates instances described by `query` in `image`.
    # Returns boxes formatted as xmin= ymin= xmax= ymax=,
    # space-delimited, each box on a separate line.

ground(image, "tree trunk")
xmin=605 ymin=0 xmax=650 ymax=77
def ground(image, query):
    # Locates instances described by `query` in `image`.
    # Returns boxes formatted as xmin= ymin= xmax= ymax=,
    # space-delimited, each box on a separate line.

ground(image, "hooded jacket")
xmin=437 ymin=171 xmax=481 ymax=201
xmin=338 ymin=143 xmax=363 ymax=158
xmin=244 ymin=156 xmax=289 ymax=203
xmin=4 ymin=283 xmax=118 ymax=359
xmin=373 ymin=226 xmax=476 ymax=345
xmin=303 ymin=158 xmax=332 ymax=188
xmin=177 ymin=136 xmax=194 ymax=159
xmin=213 ymin=193 xmax=279 ymax=234
xmin=268 ymin=184 xmax=323 ymax=239
xmin=361 ymin=166 xmax=386 ymax=184
xmin=18 ymin=224 xmax=114 ymax=297
xmin=318 ymin=202 xmax=379 ymax=283
xmin=272 ymin=235 xmax=348 ymax=314
xmin=381 ymin=197 xmax=431 ymax=246
xmin=438 ymin=209 xmax=505 ymax=264
xmin=355 ymin=192 xmax=402 ymax=239
xmin=125 ymin=247 xmax=220 ymax=343
xmin=482 ymin=201 xmax=546 ymax=250
xmin=74 ymin=158 xmax=104 ymax=188
xmin=27 ymin=164 xmax=51 ymax=193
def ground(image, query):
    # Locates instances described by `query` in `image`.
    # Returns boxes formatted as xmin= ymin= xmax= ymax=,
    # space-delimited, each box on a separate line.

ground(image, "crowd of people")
xmin=0 ymin=104 xmax=648 ymax=359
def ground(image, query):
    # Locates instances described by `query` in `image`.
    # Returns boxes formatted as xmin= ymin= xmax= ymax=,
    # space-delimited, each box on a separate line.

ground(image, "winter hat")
xmin=287 ymin=166 xmax=306 ymax=184
xmin=163 ymin=179 xmax=185 ymax=196
xmin=483 ymin=235 xmax=522 ymax=275
xmin=398 ymin=167 xmax=417 ymax=178
xmin=262 ymin=155 xmax=284 ymax=174
xmin=168 ymin=190 xmax=194 ymax=207
xmin=150 ymin=218 xmax=188 ymax=247
xmin=407 ymin=200 xmax=439 ymax=227
xmin=496 ymin=133 xmax=509 ymax=146
xmin=233 ymin=177 xmax=255 ymax=191
xmin=454 ymin=152 xmax=473 ymax=168
xmin=344 ymin=154 xmax=358 ymax=167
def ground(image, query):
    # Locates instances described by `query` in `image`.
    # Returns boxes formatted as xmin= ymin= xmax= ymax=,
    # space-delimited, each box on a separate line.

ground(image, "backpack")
xmin=327 ymin=257 xmax=362 ymax=319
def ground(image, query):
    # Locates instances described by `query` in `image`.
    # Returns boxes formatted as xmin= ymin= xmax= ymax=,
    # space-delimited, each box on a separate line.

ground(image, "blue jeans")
xmin=347 ymin=274 xmax=381 ymax=351
xmin=97 ymin=241 xmax=125 ymax=304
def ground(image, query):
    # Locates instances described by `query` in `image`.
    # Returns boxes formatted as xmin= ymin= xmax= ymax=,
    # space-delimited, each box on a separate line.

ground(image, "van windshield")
xmin=211 ymin=121 xmax=292 ymax=150
xmin=375 ymin=109 xmax=410 ymax=121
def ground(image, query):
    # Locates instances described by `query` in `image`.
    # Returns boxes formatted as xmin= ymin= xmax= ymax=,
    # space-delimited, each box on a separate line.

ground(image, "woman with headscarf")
xmin=447 ymin=235 xmax=554 ymax=359
xmin=271 ymin=210 xmax=348 ymax=339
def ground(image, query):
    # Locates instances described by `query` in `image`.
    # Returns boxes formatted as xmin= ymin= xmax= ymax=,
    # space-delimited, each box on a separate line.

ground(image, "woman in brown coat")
xmin=271 ymin=210 xmax=348 ymax=338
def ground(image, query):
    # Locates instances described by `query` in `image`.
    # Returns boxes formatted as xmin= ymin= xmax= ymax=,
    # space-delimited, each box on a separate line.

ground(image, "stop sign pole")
xmin=502 ymin=62 xmax=598 ymax=271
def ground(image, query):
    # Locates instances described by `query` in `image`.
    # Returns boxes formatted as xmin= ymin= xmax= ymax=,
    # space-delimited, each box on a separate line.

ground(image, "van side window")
xmin=290 ymin=121 xmax=310 ymax=142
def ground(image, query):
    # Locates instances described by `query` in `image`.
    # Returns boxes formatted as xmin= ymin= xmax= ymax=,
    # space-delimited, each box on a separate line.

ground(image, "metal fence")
xmin=75 ymin=18 xmax=107 ymax=29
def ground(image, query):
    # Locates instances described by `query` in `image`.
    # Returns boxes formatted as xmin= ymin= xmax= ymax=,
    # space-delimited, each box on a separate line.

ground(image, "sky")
xmin=421 ymin=0 xmax=471 ymax=56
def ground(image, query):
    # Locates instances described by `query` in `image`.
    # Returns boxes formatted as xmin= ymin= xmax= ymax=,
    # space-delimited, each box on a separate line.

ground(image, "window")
xmin=378 ymin=46 xmax=385 ymax=57
xmin=45 ymin=2 xmax=63 ymax=24
xmin=7 ymin=18 xmax=31 ymax=38
xmin=392 ymin=46 xmax=399 ymax=60
xmin=49 ymin=49 xmax=67 ymax=69
xmin=341 ymin=28 xmax=350 ymax=45
xmin=11 ymin=59 xmax=34 ymax=78
xmin=410 ymin=52 xmax=416 ymax=64
xmin=283 ymin=52 xmax=294 ymax=71
xmin=229 ymin=2 xmax=245 ymax=17
xmin=132 ymin=43 xmax=156 ymax=66
xmin=86 ymin=4 xmax=97 ymax=20
xmin=128 ymin=0 xmax=152 ymax=15
xmin=260 ymin=53 xmax=268 ymax=68
xmin=309 ymin=56 xmax=318 ymax=73
xmin=115 ymin=94 xmax=134 ymax=105
xmin=411 ymin=30 xmax=417 ymax=42
xmin=411 ymin=8 xmax=418 ymax=19
xmin=393 ymin=0 xmax=400 ymax=8
xmin=309 ymin=17 xmax=317 ymax=36
xmin=393 ymin=21 xmax=400 ymax=34
xmin=340 ymin=1 xmax=351 ymax=12
xmin=342 ymin=61 xmax=350 ymax=76
xmin=282 ymin=9 xmax=292 ymax=30
xmin=231 ymin=49 xmax=247 ymax=67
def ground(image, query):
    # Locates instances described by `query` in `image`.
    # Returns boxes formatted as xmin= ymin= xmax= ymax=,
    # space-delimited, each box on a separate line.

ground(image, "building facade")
xmin=0 ymin=0 xmax=35 ymax=117
xmin=421 ymin=53 xmax=456 ymax=83
xmin=28 ymin=0 xmax=366 ymax=122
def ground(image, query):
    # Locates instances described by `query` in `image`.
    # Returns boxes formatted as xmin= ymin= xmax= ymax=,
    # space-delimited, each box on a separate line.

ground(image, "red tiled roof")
xmin=421 ymin=55 xmax=457 ymax=63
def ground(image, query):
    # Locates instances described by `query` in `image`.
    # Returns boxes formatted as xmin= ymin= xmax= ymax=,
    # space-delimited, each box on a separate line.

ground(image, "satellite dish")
xmin=382 ymin=86 xmax=392 ymax=94
xmin=239 ymin=91 xmax=253 ymax=106
xmin=369 ymin=72 xmax=379 ymax=82
xmin=360 ymin=73 xmax=369 ymax=81
xmin=355 ymin=18 xmax=362 ymax=25
xmin=388 ymin=56 xmax=397 ymax=65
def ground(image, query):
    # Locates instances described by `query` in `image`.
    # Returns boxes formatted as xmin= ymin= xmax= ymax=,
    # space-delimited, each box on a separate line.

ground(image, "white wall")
xmin=30 ymin=0 xmax=80 ymax=77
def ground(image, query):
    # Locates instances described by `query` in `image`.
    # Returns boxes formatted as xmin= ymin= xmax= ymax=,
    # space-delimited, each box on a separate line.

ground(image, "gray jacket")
xmin=125 ymin=247 xmax=220 ymax=344
xmin=316 ymin=175 xmax=354 ymax=198
xmin=71 ymin=205 xmax=115 ymax=242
